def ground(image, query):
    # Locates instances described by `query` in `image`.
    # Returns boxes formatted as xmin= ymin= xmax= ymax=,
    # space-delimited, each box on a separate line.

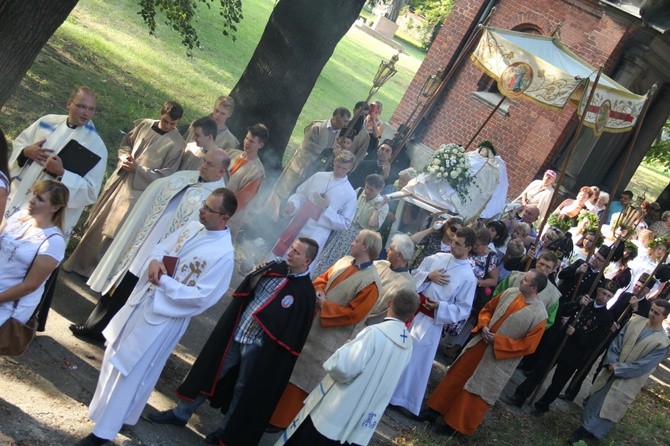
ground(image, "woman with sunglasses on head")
xmin=0 ymin=180 xmax=68 ymax=328
xmin=409 ymin=216 xmax=463 ymax=270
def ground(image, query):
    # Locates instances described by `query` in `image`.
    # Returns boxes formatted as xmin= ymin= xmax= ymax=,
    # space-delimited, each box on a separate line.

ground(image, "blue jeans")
xmin=173 ymin=339 xmax=263 ymax=429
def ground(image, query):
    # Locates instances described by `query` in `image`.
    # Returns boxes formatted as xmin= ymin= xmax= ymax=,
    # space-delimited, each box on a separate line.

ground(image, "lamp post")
xmin=366 ymin=52 xmax=400 ymax=103
xmin=396 ymin=69 xmax=443 ymax=137
xmin=343 ymin=52 xmax=401 ymax=140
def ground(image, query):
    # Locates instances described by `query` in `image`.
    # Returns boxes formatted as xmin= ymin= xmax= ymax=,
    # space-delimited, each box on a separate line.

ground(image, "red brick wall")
xmin=392 ymin=0 xmax=632 ymax=198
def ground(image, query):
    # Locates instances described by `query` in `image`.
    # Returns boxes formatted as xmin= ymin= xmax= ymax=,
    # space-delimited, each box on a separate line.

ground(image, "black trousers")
xmin=83 ymin=272 xmax=139 ymax=334
xmin=535 ymin=360 xmax=578 ymax=409
xmin=285 ymin=416 xmax=360 ymax=446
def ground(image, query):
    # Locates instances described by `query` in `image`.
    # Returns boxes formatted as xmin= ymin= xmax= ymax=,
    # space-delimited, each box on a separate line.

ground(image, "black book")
xmin=46 ymin=139 xmax=101 ymax=177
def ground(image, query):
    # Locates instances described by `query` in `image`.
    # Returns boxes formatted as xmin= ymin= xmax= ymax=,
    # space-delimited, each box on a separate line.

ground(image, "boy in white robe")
xmin=278 ymin=289 xmax=420 ymax=446
xmin=75 ymin=189 xmax=236 ymax=446
xmin=389 ymin=227 xmax=477 ymax=415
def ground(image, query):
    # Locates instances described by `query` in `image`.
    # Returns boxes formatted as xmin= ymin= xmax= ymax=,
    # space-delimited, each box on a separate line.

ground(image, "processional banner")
xmin=471 ymin=27 xmax=646 ymax=133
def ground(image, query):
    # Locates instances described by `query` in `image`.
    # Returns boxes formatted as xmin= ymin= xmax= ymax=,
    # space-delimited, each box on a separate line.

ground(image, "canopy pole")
xmin=390 ymin=7 xmax=498 ymax=159
xmin=464 ymin=95 xmax=506 ymax=150
xmin=525 ymin=66 xmax=604 ymax=270
xmin=605 ymin=84 xmax=657 ymax=218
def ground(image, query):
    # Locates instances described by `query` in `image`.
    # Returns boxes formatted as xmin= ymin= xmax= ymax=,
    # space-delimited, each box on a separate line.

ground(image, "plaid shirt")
xmin=233 ymin=269 xmax=309 ymax=344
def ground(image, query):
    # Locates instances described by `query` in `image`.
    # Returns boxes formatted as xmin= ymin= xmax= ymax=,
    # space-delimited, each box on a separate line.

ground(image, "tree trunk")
xmin=656 ymin=180 xmax=670 ymax=212
xmin=227 ymin=0 xmax=366 ymax=172
xmin=385 ymin=0 xmax=408 ymax=22
xmin=0 ymin=0 xmax=79 ymax=110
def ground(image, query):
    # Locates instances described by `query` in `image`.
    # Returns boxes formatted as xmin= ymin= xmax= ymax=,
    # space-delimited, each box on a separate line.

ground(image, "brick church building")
xmin=390 ymin=0 xmax=670 ymax=200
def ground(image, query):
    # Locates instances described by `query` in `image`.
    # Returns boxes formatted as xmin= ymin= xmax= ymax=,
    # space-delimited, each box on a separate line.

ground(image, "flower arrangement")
xmin=423 ymin=143 xmax=472 ymax=200
xmin=646 ymin=236 xmax=670 ymax=250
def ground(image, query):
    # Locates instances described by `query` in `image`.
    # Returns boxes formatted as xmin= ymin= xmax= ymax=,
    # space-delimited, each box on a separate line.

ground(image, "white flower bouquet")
xmin=423 ymin=143 xmax=473 ymax=200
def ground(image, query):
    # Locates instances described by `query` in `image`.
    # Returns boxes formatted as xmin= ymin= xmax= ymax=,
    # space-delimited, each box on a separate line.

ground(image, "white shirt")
xmin=0 ymin=211 xmax=65 ymax=324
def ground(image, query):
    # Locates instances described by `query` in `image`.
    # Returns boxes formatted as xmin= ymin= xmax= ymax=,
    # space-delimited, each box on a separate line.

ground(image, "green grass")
xmin=392 ymin=383 xmax=670 ymax=445
xmin=0 ymin=0 xmax=424 ymax=164
xmin=627 ymin=162 xmax=670 ymax=202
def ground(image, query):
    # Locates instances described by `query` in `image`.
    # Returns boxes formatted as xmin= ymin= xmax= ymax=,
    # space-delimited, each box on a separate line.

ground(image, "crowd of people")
xmin=0 ymin=86 xmax=669 ymax=446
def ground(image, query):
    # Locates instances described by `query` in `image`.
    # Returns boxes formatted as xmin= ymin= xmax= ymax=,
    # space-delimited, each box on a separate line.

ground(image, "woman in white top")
xmin=0 ymin=179 xmax=68 ymax=325
xmin=0 ymin=129 xmax=10 ymax=226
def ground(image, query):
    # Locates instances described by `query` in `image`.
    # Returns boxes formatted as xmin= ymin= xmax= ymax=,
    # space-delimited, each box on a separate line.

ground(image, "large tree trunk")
xmin=385 ymin=0 xmax=408 ymax=22
xmin=0 ymin=0 xmax=79 ymax=110
xmin=656 ymin=180 xmax=670 ymax=212
xmin=227 ymin=0 xmax=366 ymax=172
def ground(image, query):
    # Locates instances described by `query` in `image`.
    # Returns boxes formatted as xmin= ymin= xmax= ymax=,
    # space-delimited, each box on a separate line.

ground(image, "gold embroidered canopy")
xmin=471 ymin=26 xmax=647 ymax=134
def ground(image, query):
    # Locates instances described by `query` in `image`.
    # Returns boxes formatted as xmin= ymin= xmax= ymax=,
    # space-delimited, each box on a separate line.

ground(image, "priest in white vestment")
xmin=389 ymin=227 xmax=477 ymax=415
xmin=76 ymin=188 xmax=237 ymax=446
xmin=6 ymin=86 xmax=108 ymax=240
xmin=69 ymin=149 xmax=229 ymax=340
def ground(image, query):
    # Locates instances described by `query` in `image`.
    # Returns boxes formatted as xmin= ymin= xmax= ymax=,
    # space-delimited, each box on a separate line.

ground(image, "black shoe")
xmin=418 ymin=407 xmax=440 ymax=423
xmin=205 ymin=428 xmax=226 ymax=445
xmin=69 ymin=324 xmax=105 ymax=341
xmin=75 ymin=433 xmax=110 ymax=446
xmin=558 ymin=393 xmax=575 ymax=402
xmin=147 ymin=409 xmax=187 ymax=426
xmin=567 ymin=426 xmax=594 ymax=443
xmin=504 ymin=393 xmax=524 ymax=408
xmin=530 ymin=402 xmax=549 ymax=417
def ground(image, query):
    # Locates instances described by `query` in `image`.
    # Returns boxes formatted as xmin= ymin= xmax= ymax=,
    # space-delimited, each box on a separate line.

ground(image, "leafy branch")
xmin=137 ymin=0 xmax=243 ymax=55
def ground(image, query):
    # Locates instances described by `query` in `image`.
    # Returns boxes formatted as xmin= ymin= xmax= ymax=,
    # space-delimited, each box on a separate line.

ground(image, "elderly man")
xmin=389 ymin=227 xmax=478 ymax=416
xmin=266 ymin=107 xmax=351 ymax=218
xmin=149 ymin=237 xmax=319 ymax=446
xmin=422 ymin=270 xmax=549 ymax=436
xmin=75 ymin=188 xmax=237 ymax=446
xmin=70 ymin=149 xmax=229 ymax=340
xmin=364 ymin=233 xmax=416 ymax=326
xmin=567 ymin=300 xmax=670 ymax=443
xmin=510 ymin=169 xmax=556 ymax=222
xmin=185 ymin=95 xmax=239 ymax=150
xmin=64 ymin=101 xmax=185 ymax=278
xmin=6 ymin=86 xmax=107 ymax=240
xmin=270 ymin=229 xmax=382 ymax=430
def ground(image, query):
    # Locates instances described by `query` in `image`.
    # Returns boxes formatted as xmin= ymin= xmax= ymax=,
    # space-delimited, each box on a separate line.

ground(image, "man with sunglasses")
xmin=71 ymin=149 xmax=229 ymax=341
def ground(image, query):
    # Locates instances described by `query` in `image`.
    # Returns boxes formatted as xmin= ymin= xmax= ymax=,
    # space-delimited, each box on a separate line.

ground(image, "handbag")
xmin=0 ymin=301 xmax=38 ymax=356
xmin=0 ymin=233 xmax=61 ymax=356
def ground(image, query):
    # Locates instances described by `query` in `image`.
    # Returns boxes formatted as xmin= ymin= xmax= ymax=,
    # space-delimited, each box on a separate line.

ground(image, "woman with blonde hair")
xmin=0 ymin=180 xmax=68 ymax=328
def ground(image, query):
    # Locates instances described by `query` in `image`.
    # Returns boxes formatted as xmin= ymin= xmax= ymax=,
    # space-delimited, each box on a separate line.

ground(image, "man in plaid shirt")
xmin=149 ymin=237 xmax=318 ymax=446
